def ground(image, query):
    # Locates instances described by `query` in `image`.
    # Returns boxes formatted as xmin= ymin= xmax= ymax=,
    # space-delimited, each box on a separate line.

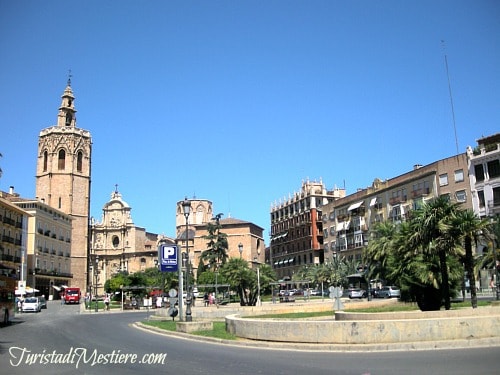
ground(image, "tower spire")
xmin=57 ymin=76 xmax=77 ymax=128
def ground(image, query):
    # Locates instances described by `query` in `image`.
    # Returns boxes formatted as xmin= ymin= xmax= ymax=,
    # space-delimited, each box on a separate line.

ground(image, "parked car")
xmin=38 ymin=295 xmax=47 ymax=309
xmin=22 ymin=297 xmax=41 ymax=313
xmin=377 ymin=286 xmax=401 ymax=298
xmin=310 ymin=289 xmax=322 ymax=296
xmin=348 ymin=288 xmax=367 ymax=299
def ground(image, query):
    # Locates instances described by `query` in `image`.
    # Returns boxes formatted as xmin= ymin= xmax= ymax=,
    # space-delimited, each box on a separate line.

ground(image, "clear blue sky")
xmin=1 ymin=1 xmax=499 ymax=241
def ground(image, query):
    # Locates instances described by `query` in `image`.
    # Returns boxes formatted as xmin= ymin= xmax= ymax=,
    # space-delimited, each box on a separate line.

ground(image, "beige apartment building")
xmin=1 ymin=187 xmax=74 ymax=299
xmin=0 ymin=189 xmax=28 ymax=282
xmin=467 ymin=133 xmax=500 ymax=218
xmin=322 ymin=153 xmax=472 ymax=263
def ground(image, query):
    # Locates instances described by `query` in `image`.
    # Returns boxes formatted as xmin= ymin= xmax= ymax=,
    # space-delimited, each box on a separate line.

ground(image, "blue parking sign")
xmin=158 ymin=244 xmax=178 ymax=272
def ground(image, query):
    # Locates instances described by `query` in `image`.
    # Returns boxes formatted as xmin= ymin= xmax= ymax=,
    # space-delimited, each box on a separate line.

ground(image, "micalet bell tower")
xmin=35 ymin=77 xmax=92 ymax=292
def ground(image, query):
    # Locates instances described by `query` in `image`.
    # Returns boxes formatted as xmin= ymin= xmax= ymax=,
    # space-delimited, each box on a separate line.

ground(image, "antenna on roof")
xmin=441 ymin=40 xmax=459 ymax=155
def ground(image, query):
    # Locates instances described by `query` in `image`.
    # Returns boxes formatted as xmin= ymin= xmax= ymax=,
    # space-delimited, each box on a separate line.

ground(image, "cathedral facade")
xmin=90 ymin=188 xmax=174 ymax=295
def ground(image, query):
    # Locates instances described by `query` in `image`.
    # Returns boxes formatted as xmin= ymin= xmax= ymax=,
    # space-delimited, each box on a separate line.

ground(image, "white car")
xmin=22 ymin=297 xmax=41 ymax=313
xmin=348 ymin=288 xmax=367 ymax=299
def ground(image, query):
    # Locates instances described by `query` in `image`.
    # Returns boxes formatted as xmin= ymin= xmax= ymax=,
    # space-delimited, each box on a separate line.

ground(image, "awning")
xmin=52 ymin=285 xmax=61 ymax=291
xmin=369 ymin=197 xmax=378 ymax=207
xmin=348 ymin=201 xmax=363 ymax=211
xmin=336 ymin=222 xmax=345 ymax=231
xmin=15 ymin=287 xmax=39 ymax=295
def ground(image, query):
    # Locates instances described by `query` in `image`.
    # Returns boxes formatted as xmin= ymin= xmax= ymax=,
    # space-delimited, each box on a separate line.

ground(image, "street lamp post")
xmin=94 ymin=255 xmax=99 ymax=312
xmin=253 ymin=257 xmax=261 ymax=306
xmin=490 ymin=215 xmax=500 ymax=301
xmin=181 ymin=197 xmax=192 ymax=321
xmin=238 ymin=243 xmax=243 ymax=259
xmin=493 ymin=222 xmax=500 ymax=301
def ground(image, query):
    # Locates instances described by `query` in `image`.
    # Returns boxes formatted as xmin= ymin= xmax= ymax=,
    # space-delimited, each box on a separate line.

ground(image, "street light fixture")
xmin=238 ymin=243 xmax=243 ymax=259
xmin=253 ymin=256 xmax=261 ymax=306
xmin=94 ymin=255 xmax=99 ymax=312
xmin=492 ymin=215 xmax=500 ymax=301
xmin=181 ymin=197 xmax=192 ymax=321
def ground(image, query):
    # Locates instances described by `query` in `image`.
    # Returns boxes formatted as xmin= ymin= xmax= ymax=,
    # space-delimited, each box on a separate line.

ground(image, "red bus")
xmin=0 ymin=275 xmax=16 ymax=325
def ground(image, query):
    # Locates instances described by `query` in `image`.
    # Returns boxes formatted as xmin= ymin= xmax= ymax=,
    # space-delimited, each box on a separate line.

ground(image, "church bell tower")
xmin=35 ymin=77 xmax=92 ymax=292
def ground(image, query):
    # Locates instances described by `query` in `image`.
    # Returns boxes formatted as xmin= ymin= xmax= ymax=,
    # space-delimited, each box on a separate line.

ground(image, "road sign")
xmin=158 ymin=244 xmax=178 ymax=272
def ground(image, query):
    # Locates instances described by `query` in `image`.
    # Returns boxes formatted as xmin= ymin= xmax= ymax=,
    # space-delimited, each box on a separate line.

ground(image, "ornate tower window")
xmin=77 ymin=151 xmax=83 ymax=172
xmin=58 ymin=149 xmax=66 ymax=170
xmin=112 ymin=236 xmax=120 ymax=248
xmin=65 ymin=113 xmax=72 ymax=126
xmin=43 ymin=150 xmax=48 ymax=171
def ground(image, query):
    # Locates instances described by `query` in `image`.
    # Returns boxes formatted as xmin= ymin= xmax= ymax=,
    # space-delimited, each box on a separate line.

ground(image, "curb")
xmin=133 ymin=321 xmax=500 ymax=353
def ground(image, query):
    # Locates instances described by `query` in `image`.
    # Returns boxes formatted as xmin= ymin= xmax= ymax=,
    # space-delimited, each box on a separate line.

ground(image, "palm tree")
xmin=221 ymin=258 xmax=253 ymax=305
xmin=363 ymin=221 xmax=398 ymax=282
xmin=409 ymin=197 xmax=461 ymax=310
xmin=450 ymin=210 xmax=491 ymax=308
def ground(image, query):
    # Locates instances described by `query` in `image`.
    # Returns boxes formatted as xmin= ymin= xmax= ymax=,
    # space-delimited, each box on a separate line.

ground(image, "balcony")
xmin=1 ymin=235 xmax=14 ymax=244
xmin=2 ymin=216 xmax=15 ymax=226
xmin=487 ymin=200 xmax=500 ymax=216
xmin=35 ymin=269 xmax=73 ymax=278
xmin=389 ymin=196 xmax=407 ymax=205
xmin=1 ymin=254 xmax=14 ymax=262
xmin=411 ymin=188 xmax=430 ymax=199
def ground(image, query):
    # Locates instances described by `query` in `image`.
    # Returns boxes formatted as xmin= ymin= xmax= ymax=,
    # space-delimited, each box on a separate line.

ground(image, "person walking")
xmin=104 ymin=294 xmax=110 ymax=311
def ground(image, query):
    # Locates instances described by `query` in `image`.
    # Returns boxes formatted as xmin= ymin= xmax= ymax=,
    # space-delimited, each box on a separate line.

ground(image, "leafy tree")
xmin=104 ymin=272 xmax=131 ymax=293
xmin=257 ymin=263 xmax=277 ymax=295
xmin=221 ymin=258 xmax=253 ymax=305
xmin=200 ymin=214 xmax=228 ymax=269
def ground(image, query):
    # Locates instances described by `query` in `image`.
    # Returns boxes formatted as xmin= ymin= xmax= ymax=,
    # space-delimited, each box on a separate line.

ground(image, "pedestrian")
xmin=203 ymin=292 xmax=209 ymax=307
xmin=156 ymin=296 xmax=162 ymax=309
xmin=104 ymin=294 xmax=110 ymax=311
xmin=17 ymin=297 xmax=22 ymax=313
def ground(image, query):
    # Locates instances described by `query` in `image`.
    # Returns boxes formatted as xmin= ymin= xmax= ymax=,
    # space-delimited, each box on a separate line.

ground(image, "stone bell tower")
xmin=35 ymin=76 xmax=92 ymax=292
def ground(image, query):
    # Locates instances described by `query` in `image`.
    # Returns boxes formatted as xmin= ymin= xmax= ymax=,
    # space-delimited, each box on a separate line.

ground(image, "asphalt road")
xmin=0 ymin=300 xmax=499 ymax=375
